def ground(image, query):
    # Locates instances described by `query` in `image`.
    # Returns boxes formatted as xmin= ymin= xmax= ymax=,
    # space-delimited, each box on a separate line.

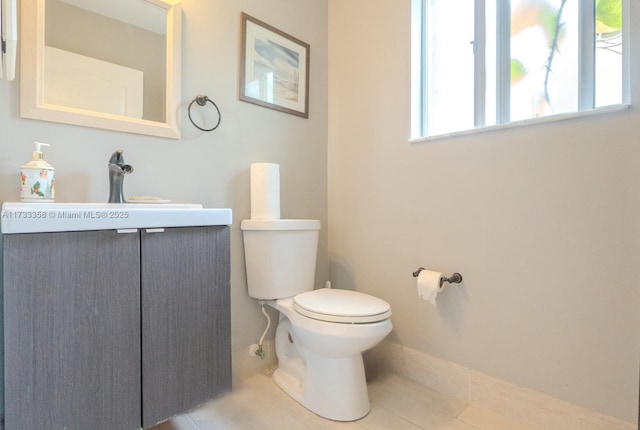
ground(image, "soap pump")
xmin=20 ymin=142 xmax=55 ymax=202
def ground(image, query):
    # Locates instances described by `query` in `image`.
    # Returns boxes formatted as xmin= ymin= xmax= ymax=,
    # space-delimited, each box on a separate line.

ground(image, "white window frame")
xmin=411 ymin=0 xmax=631 ymax=142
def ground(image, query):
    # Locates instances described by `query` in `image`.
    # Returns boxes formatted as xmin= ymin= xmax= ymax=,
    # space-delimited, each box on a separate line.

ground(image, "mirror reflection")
xmin=44 ymin=0 xmax=167 ymax=121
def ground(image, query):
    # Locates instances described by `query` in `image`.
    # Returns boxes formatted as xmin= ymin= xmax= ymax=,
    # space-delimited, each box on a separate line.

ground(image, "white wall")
xmin=328 ymin=0 xmax=639 ymax=424
xmin=0 ymin=0 xmax=328 ymax=383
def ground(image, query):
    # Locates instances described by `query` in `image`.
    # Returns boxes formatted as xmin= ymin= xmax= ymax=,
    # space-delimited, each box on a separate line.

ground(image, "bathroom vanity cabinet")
xmin=2 ymin=225 xmax=231 ymax=430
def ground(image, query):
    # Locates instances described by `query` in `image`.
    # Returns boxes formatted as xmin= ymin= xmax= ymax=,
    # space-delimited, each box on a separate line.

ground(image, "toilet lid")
xmin=293 ymin=288 xmax=391 ymax=324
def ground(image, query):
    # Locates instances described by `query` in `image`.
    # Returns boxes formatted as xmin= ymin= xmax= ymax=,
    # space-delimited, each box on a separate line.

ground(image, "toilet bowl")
xmin=241 ymin=219 xmax=393 ymax=421
xmin=270 ymin=290 xmax=392 ymax=421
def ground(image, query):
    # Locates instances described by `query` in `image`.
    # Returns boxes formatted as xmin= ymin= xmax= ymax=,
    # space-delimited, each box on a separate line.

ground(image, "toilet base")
xmin=273 ymin=351 xmax=370 ymax=421
xmin=273 ymin=318 xmax=371 ymax=421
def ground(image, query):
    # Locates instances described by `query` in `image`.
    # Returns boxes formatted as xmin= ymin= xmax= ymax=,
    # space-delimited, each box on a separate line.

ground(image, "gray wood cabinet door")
xmin=141 ymin=226 xmax=231 ymax=428
xmin=3 ymin=230 xmax=142 ymax=430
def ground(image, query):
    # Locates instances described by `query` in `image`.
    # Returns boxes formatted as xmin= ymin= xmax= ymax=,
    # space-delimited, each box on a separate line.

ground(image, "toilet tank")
xmin=241 ymin=219 xmax=320 ymax=299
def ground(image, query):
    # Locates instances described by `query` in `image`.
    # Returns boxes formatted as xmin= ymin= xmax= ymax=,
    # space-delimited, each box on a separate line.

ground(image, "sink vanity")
xmin=1 ymin=202 xmax=232 ymax=429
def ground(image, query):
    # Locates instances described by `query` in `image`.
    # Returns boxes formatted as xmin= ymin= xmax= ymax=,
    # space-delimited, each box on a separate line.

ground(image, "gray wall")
xmin=0 ymin=0 xmax=328 ymax=383
xmin=328 ymin=0 xmax=639 ymax=424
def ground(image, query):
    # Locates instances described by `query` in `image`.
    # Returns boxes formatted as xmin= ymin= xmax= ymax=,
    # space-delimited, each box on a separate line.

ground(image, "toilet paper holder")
xmin=412 ymin=268 xmax=463 ymax=287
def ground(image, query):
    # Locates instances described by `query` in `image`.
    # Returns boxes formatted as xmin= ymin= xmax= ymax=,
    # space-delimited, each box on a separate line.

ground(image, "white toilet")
xmin=241 ymin=219 xmax=393 ymax=421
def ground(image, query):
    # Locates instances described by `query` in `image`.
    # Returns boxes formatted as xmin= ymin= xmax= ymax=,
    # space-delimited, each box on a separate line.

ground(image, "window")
xmin=411 ymin=0 xmax=628 ymax=139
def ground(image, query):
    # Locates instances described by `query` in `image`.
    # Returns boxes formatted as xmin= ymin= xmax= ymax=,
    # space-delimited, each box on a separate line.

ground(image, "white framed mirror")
xmin=20 ymin=0 xmax=182 ymax=139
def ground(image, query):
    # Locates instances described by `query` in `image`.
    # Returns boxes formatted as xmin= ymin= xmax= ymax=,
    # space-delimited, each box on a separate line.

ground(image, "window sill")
xmin=409 ymin=104 xmax=632 ymax=144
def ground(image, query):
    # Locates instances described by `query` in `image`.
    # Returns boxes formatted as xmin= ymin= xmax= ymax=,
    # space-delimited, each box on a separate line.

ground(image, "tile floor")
xmin=157 ymin=371 xmax=530 ymax=430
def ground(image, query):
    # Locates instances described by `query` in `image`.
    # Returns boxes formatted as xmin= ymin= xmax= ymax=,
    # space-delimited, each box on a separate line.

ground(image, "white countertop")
xmin=1 ymin=202 xmax=233 ymax=234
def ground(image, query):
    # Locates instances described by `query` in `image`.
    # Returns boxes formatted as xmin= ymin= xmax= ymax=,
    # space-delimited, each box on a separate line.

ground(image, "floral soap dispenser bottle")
xmin=20 ymin=142 xmax=55 ymax=202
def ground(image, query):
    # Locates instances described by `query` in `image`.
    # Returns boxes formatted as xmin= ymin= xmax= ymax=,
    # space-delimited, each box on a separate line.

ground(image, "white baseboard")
xmin=364 ymin=341 xmax=635 ymax=430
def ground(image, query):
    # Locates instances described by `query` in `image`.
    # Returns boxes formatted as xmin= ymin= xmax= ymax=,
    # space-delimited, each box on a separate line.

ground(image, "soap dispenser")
xmin=20 ymin=142 xmax=55 ymax=202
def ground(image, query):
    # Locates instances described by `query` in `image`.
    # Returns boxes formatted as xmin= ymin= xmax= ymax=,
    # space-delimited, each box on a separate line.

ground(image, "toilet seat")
xmin=293 ymin=288 xmax=391 ymax=324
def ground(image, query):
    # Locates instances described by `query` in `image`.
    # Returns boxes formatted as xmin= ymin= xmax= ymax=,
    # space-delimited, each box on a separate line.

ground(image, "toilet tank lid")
xmin=241 ymin=219 xmax=321 ymax=231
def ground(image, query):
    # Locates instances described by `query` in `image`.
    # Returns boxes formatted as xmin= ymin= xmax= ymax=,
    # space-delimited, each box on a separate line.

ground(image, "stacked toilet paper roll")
xmin=416 ymin=269 xmax=445 ymax=306
xmin=250 ymin=163 xmax=280 ymax=220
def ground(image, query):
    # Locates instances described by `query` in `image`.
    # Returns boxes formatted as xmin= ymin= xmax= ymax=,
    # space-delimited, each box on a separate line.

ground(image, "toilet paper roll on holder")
xmin=412 ymin=268 xmax=463 ymax=287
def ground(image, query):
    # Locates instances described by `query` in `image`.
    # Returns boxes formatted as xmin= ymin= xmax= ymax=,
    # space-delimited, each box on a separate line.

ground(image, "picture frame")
xmin=239 ymin=13 xmax=310 ymax=118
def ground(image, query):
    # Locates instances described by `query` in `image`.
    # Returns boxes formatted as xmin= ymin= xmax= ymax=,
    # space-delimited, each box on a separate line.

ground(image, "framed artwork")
xmin=239 ymin=13 xmax=310 ymax=118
